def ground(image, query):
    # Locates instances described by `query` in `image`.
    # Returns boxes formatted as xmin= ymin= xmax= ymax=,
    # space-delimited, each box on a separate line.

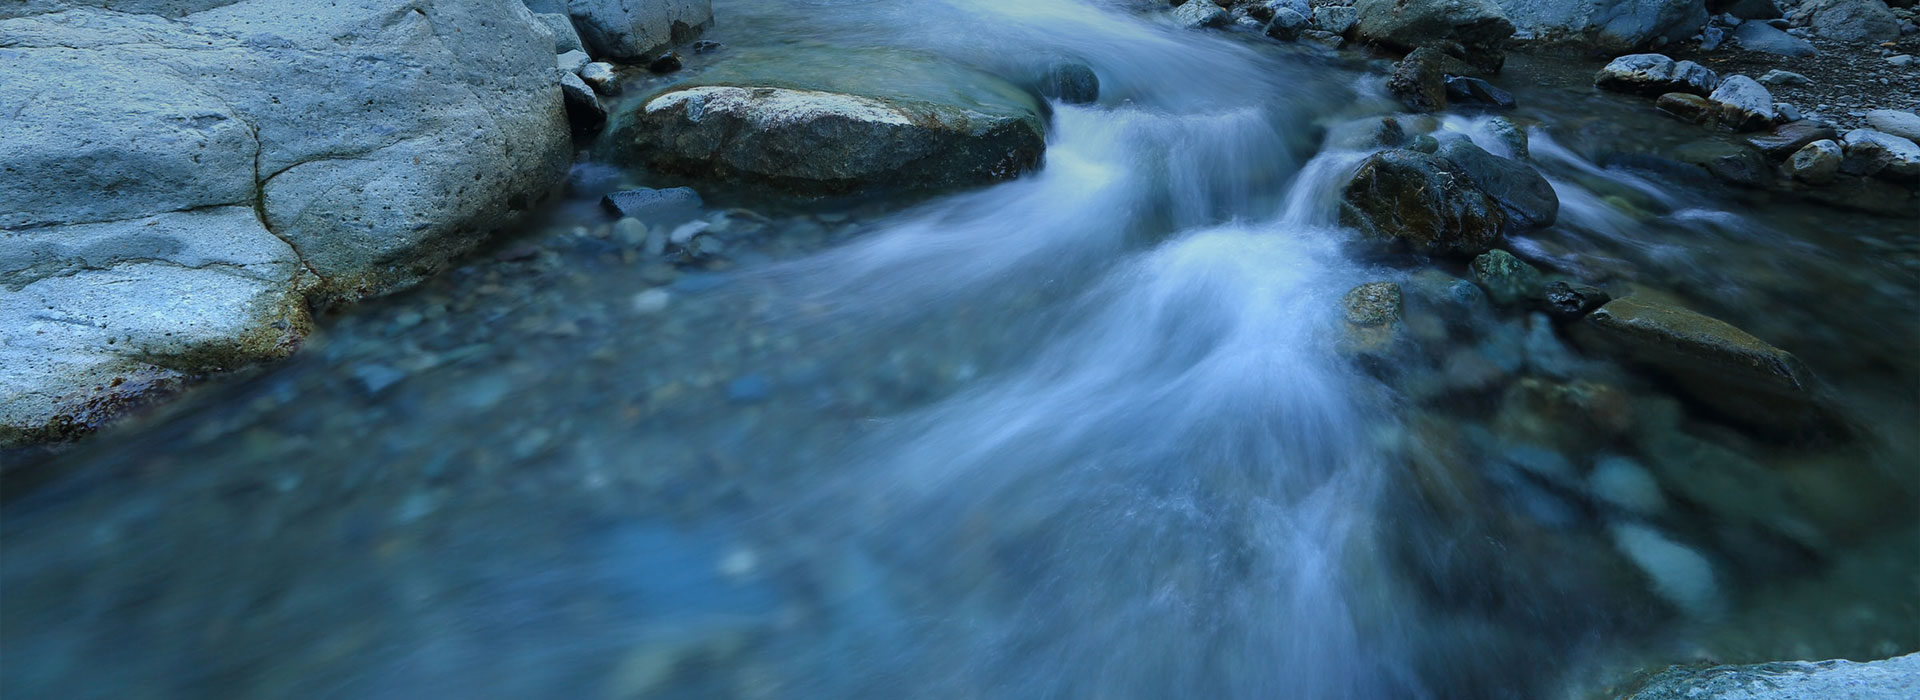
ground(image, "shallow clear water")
xmin=4 ymin=1 xmax=1916 ymax=698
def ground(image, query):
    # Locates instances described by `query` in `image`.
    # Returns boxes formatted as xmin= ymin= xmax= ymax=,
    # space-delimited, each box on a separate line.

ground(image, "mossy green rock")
xmin=1340 ymin=149 xmax=1508 ymax=256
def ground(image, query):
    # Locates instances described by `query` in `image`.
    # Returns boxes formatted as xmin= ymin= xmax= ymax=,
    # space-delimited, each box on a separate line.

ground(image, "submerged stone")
xmin=1579 ymin=297 xmax=1833 ymax=431
xmin=1470 ymin=249 xmax=1545 ymax=305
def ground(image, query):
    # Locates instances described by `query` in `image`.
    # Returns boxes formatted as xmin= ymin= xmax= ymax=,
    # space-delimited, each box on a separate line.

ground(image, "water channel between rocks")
xmin=3 ymin=1 xmax=1916 ymax=698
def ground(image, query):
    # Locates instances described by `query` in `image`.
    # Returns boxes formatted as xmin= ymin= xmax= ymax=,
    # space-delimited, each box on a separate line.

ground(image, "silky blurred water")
xmin=3 ymin=1 xmax=1916 ymax=698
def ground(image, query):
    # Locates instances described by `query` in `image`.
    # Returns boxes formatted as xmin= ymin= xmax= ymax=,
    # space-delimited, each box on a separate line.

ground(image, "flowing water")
xmin=4 ymin=1 xmax=1917 ymax=698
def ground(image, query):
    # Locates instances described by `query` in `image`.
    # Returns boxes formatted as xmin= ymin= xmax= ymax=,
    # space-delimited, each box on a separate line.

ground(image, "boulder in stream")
xmin=1387 ymin=47 xmax=1463 ymax=113
xmin=1620 ymin=652 xmax=1920 ymax=700
xmin=1340 ymin=149 xmax=1509 ymax=256
xmin=1436 ymin=140 xmax=1559 ymax=231
xmin=620 ymin=86 xmax=1045 ymax=195
xmin=609 ymin=48 xmax=1047 ymax=195
xmin=1039 ymin=60 xmax=1100 ymax=105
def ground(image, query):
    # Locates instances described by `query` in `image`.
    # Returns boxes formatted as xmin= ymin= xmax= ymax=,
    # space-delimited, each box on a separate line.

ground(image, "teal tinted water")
xmin=3 ymin=2 xmax=1915 ymax=698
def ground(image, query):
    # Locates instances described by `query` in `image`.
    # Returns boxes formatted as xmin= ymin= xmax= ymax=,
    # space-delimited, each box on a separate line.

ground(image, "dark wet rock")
xmin=618 ymin=85 xmax=1045 ymax=195
xmin=1707 ymin=74 xmax=1776 ymax=131
xmin=1437 ymin=140 xmax=1559 ymax=230
xmin=1672 ymin=139 xmax=1774 ymax=188
xmin=647 ymin=51 xmax=683 ymax=74
xmin=1656 ymin=92 xmax=1716 ymax=124
xmin=1714 ymin=0 xmax=1782 ymax=21
xmin=601 ymin=187 xmax=704 ymax=224
xmin=690 ymin=39 xmax=724 ymax=54
xmin=1173 ymin=0 xmax=1231 ymax=29
xmin=1470 ymin=249 xmax=1545 ymax=306
xmin=1266 ymin=7 xmax=1311 ymax=40
xmin=1407 ymin=134 xmax=1441 ymax=153
xmin=1594 ymin=54 xmax=1720 ymax=97
xmin=1495 ymin=0 xmax=1709 ymax=49
xmin=1731 ymin=20 xmax=1817 ymax=56
xmin=553 ymin=0 xmax=714 ymax=61
xmin=1353 ymin=0 xmax=1514 ymax=72
xmin=1340 ymin=149 xmax=1508 ymax=256
xmin=560 ymin=72 xmax=607 ymax=135
xmin=1577 ymin=297 xmax=1829 ymax=431
xmin=1745 ymin=121 xmax=1840 ymax=159
xmin=1620 ymin=652 xmax=1919 ymax=700
xmin=1544 ymin=281 xmax=1610 ymax=318
xmin=1039 ymin=60 xmax=1100 ymax=104
xmin=1388 ymin=47 xmax=1465 ymax=113
xmin=1795 ymin=0 xmax=1900 ymax=42
xmin=1787 ymin=139 xmax=1844 ymax=184
xmin=1445 ymin=76 xmax=1517 ymax=109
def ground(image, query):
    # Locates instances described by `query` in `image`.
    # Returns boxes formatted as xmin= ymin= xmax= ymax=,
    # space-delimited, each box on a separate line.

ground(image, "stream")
xmin=3 ymin=1 xmax=1916 ymax=698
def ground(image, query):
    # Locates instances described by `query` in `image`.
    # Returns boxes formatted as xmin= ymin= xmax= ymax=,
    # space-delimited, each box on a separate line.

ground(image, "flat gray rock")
xmin=1 ymin=0 xmax=571 ymax=443
xmin=1865 ymin=109 xmax=1920 ymax=143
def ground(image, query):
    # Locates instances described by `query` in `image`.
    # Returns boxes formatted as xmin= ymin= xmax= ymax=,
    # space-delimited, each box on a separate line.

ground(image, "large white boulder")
xmin=0 ymin=0 xmax=571 ymax=443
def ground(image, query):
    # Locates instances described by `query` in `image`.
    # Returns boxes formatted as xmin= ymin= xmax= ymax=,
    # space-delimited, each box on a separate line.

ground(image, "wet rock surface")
xmin=1340 ymin=149 xmax=1509 ymax=256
